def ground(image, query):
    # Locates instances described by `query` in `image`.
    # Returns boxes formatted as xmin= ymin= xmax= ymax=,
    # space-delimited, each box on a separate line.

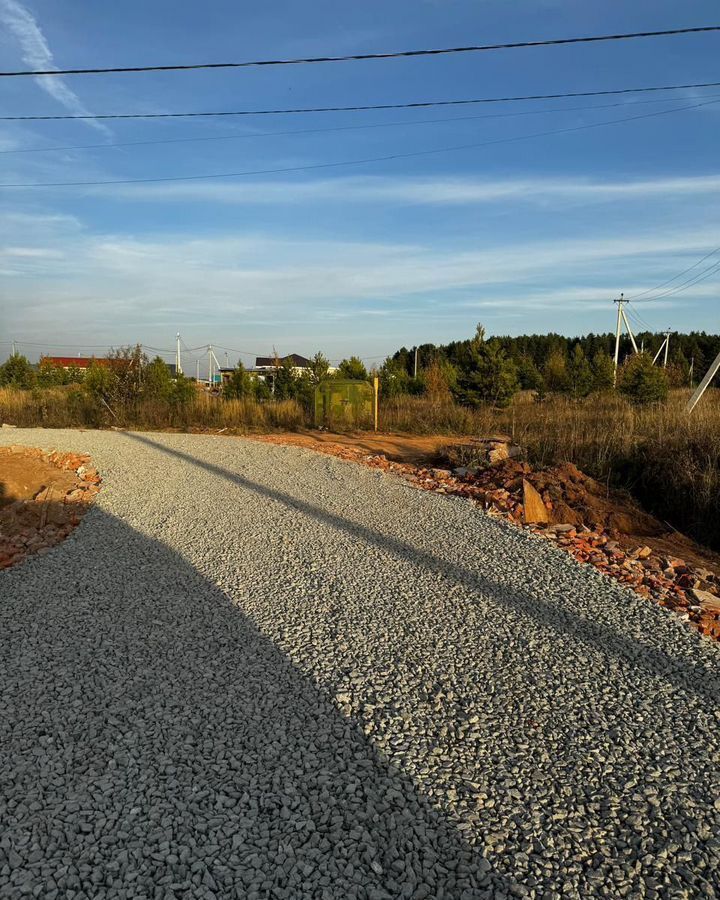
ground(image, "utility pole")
xmin=196 ymin=359 xmax=200 ymax=383
xmin=689 ymin=356 xmax=695 ymax=388
xmin=613 ymin=294 xmax=639 ymax=385
xmin=224 ymin=351 xmax=229 ymax=368
xmin=652 ymin=329 xmax=672 ymax=367
xmin=175 ymin=333 xmax=183 ymax=376
xmin=208 ymin=344 xmax=213 ymax=387
xmin=686 ymin=348 xmax=720 ymax=413
xmin=413 ymin=347 xmax=419 ymax=379
xmin=11 ymin=340 xmax=17 ymax=357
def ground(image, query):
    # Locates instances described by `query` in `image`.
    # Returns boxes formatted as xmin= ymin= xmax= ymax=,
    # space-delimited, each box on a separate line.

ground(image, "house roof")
xmin=41 ymin=356 xmax=116 ymax=369
xmin=255 ymin=354 xmax=312 ymax=368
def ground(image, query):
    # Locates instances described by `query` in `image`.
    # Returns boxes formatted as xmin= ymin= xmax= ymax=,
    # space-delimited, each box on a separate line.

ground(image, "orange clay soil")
xmin=0 ymin=446 xmax=101 ymax=569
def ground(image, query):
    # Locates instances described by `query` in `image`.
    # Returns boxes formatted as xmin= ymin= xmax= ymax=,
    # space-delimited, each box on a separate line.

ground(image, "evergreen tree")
xmin=618 ymin=354 xmax=669 ymax=404
xmin=272 ymin=359 xmax=300 ymax=400
xmin=543 ymin=350 xmax=569 ymax=393
xmin=223 ymin=361 xmax=253 ymax=399
xmin=591 ymin=350 xmax=615 ymax=393
xmin=337 ymin=356 xmax=368 ymax=380
xmin=567 ymin=345 xmax=593 ymax=398
xmin=516 ymin=355 xmax=544 ymax=392
xmin=452 ymin=325 xmax=519 ymax=408
xmin=308 ymin=352 xmax=331 ymax=384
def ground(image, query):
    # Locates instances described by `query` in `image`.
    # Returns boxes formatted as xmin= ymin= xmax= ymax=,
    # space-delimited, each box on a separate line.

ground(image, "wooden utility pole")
xmin=175 ymin=332 xmax=183 ymax=376
xmin=413 ymin=347 xmax=418 ymax=379
xmin=373 ymin=376 xmax=379 ymax=433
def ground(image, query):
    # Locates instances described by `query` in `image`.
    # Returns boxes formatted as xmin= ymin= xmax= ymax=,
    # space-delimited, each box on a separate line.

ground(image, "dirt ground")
xmin=254 ymin=430 xmax=468 ymax=465
xmin=0 ymin=446 xmax=101 ymax=568
xmin=1 ymin=448 xmax=80 ymax=506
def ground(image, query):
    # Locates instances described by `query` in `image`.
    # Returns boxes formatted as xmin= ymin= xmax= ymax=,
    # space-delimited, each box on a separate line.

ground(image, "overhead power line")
xmin=5 ymin=78 xmax=720 ymax=122
xmin=5 ymin=94 xmax=716 ymax=156
xmin=626 ymin=244 xmax=720 ymax=300
xmin=633 ymin=258 xmax=720 ymax=303
xmin=1 ymin=98 xmax=716 ymax=189
xmin=1 ymin=26 xmax=717 ymax=78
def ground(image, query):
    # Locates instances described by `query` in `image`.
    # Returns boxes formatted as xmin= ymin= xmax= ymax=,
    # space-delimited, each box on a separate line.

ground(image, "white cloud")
xmin=0 ymin=0 xmax=110 ymax=136
xmin=107 ymin=173 xmax=720 ymax=207
xmin=2 ymin=222 xmax=718 ymax=323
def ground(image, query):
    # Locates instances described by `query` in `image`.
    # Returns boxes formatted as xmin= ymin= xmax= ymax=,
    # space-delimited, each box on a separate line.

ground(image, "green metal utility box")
xmin=314 ymin=379 xmax=374 ymax=428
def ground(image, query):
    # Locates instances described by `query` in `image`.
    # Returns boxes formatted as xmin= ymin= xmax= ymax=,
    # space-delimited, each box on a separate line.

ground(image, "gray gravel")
xmin=1 ymin=428 xmax=719 ymax=900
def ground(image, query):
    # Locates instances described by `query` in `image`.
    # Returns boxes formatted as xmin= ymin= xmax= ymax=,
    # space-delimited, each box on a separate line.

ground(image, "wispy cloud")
xmin=1 ymin=214 xmax=718 ymax=354
xmin=0 ymin=0 xmax=110 ymax=136
xmin=107 ymin=173 xmax=720 ymax=206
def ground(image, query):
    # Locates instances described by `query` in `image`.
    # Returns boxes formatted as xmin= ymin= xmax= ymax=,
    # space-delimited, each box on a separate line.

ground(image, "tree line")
xmin=381 ymin=326 xmax=720 ymax=406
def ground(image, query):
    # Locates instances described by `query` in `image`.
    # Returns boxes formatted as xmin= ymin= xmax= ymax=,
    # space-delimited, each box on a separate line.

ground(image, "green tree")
xmin=379 ymin=357 xmax=411 ymax=398
xmin=36 ymin=359 xmax=68 ymax=387
xmin=618 ymin=353 xmax=669 ymax=404
xmin=337 ymin=356 xmax=368 ymax=380
xmin=591 ymin=350 xmax=615 ymax=393
xmin=452 ymin=324 xmax=519 ymax=408
xmin=171 ymin=373 xmax=195 ymax=404
xmin=0 ymin=354 xmax=36 ymax=389
xmin=84 ymin=361 xmax=120 ymax=405
xmin=223 ymin=361 xmax=253 ymax=399
xmin=543 ymin=349 xmax=569 ymax=393
xmin=143 ymin=357 xmax=175 ymax=400
xmin=516 ymin=355 xmax=544 ymax=392
xmin=273 ymin=358 xmax=299 ymax=400
xmin=567 ymin=344 xmax=593 ymax=398
xmin=308 ymin=352 xmax=331 ymax=384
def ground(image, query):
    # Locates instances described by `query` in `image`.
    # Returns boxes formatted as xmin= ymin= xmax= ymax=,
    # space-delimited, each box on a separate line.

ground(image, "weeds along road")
xmin=1 ymin=429 xmax=719 ymax=900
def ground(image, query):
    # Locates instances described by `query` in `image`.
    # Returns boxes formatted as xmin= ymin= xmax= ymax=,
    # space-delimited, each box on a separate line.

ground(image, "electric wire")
xmin=633 ymin=259 xmax=720 ymax=302
xmin=4 ymin=93 xmax=718 ymax=156
xmin=2 ymin=97 xmax=716 ymax=189
xmin=3 ymin=27 xmax=717 ymax=78
xmin=6 ymin=78 xmax=720 ymax=121
xmin=626 ymin=244 xmax=720 ymax=300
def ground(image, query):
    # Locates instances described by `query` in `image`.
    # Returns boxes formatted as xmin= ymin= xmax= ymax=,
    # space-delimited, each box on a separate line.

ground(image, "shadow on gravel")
xmin=0 ymin=503 xmax=503 ymax=899
xmin=127 ymin=432 xmax=719 ymax=705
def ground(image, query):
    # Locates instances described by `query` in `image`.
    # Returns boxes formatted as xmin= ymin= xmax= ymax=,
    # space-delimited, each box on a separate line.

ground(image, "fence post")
xmin=373 ymin=376 xmax=379 ymax=432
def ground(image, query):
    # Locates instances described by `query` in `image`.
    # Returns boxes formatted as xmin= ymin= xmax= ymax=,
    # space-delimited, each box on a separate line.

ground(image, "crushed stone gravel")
xmin=1 ymin=428 xmax=719 ymax=900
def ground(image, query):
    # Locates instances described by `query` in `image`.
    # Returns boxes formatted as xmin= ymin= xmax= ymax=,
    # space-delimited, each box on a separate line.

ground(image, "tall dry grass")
xmin=382 ymin=389 xmax=720 ymax=550
xmin=0 ymin=387 xmax=305 ymax=432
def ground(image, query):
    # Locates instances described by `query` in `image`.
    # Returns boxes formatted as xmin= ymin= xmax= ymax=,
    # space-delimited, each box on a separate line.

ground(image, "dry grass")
xmin=381 ymin=390 xmax=720 ymax=550
xmin=0 ymin=388 xmax=305 ymax=432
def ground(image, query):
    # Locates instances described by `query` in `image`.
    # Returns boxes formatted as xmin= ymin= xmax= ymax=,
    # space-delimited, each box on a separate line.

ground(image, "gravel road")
xmin=1 ymin=428 xmax=719 ymax=900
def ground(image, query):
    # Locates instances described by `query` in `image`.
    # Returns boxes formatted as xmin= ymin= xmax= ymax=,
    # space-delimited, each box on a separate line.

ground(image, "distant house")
xmin=252 ymin=354 xmax=313 ymax=377
xmin=40 ymin=356 xmax=118 ymax=373
xmin=250 ymin=355 xmax=337 ymax=380
xmin=40 ymin=356 xmax=177 ymax=377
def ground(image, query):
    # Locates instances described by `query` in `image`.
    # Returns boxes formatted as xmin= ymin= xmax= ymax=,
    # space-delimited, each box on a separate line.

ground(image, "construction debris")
xmin=0 ymin=446 xmax=101 ymax=570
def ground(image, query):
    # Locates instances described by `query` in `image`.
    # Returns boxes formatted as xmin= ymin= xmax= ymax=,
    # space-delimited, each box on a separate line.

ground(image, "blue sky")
xmin=1 ymin=0 xmax=719 ymax=369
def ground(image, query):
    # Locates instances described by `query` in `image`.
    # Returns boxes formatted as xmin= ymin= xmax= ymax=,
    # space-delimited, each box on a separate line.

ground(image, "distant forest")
xmin=393 ymin=330 xmax=720 ymax=378
xmin=391 ymin=331 xmax=720 ymax=387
